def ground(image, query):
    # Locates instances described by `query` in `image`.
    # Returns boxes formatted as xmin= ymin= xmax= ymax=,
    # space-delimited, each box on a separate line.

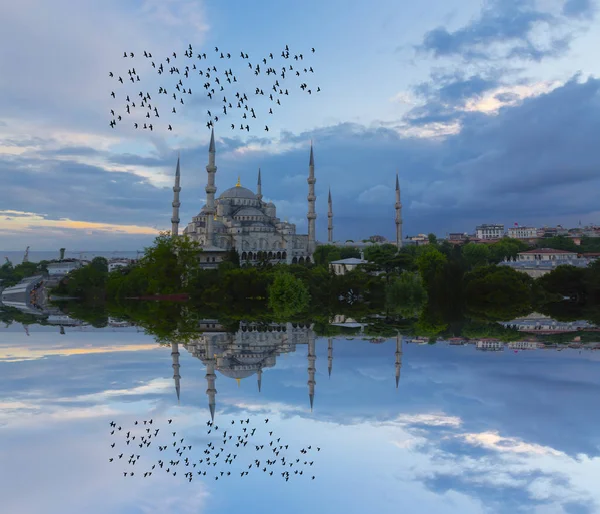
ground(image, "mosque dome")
xmin=219 ymin=186 xmax=256 ymax=200
xmin=235 ymin=207 xmax=264 ymax=217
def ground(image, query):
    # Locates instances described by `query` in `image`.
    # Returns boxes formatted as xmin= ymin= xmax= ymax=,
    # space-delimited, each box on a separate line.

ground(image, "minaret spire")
xmin=307 ymin=327 xmax=316 ymax=412
xmin=257 ymin=367 xmax=262 ymax=392
xmin=171 ymin=342 xmax=181 ymax=404
xmin=327 ymin=187 xmax=333 ymax=244
xmin=395 ymin=333 xmax=403 ymax=389
xmin=205 ymin=128 xmax=217 ymax=247
xmin=327 ymin=337 xmax=333 ymax=378
xmin=171 ymin=154 xmax=181 ymax=239
xmin=307 ymin=140 xmax=317 ymax=257
xmin=257 ymin=168 xmax=263 ymax=203
xmin=395 ymin=172 xmax=403 ymax=249
xmin=205 ymin=339 xmax=217 ymax=422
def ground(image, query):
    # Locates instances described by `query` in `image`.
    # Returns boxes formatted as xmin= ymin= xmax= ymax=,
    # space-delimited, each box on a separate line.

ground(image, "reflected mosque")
xmin=169 ymin=321 xmax=404 ymax=420
xmin=169 ymin=128 xmax=405 ymax=265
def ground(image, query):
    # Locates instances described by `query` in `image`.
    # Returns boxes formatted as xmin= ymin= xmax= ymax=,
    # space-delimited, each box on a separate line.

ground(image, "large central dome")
xmin=219 ymin=186 xmax=256 ymax=200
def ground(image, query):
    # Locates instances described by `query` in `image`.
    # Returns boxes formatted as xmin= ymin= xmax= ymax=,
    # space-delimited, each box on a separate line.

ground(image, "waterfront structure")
xmin=180 ymin=130 xmax=315 ymax=264
xmin=476 ymin=224 xmax=505 ymax=240
xmin=517 ymin=248 xmax=577 ymax=262
xmin=507 ymin=226 xmax=537 ymax=239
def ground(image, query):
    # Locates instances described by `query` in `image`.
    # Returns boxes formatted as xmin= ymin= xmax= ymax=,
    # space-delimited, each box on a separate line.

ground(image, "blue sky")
xmin=1 ymin=0 xmax=600 ymax=250
xmin=2 ymin=322 xmax=600 ymax=513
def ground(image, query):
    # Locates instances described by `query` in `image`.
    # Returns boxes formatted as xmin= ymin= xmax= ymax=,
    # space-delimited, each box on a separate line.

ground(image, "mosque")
xmin=169 ymin=321 xmax=404 ymax=420
xmin=169 ymin=128 xmax=404 ymax=265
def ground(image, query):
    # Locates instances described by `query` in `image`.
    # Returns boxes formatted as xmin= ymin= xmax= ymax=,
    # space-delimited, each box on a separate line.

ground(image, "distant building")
xmin=476 ymin=339 xmax=504 ymax=351
xmin=405 ymin=234 xmax=430 ymax=246
xmin=329 ymin=256 xmax=368 ymax=275
xmin=507 ymin=226 xmax=537 ymax=239
xmin=517 ymin=248 xmax=578 ymax=262
xmin=476 ymin=224 xmax=505 ymax=240
xmin=108 ymin=260 xmax=131 ymax=273
xmin=507 ymin=341 xmax=541 ymax=350
xmin=46 ymin=260 xmax=83 ymax=277
xmin=448 ymin=233 xmax=469 ymax=242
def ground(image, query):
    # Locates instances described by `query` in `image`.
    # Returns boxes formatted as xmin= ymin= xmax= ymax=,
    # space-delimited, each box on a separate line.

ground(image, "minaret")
xmin=171 ymin=342 xmax=181 ymax=403
xmin=257 ymin=367 xmax=262 ymax=392
xmin=327 ymin=337 xmax=333 ymax=378
xmin=395 ymin=333 xmax=403 ymax=389
xmin=327 ymin=187 xmax=333 ymax=243
xmin=257 ymin=168 xmax=263 ymax=203
xmin=395 ymin=173 xmax=403 ymax=249
xmin=205 ymin=128 xmax=217 ymax=247
xmin=307 ymin=330 xmax=316 ymax=411
xmin=171 ymin=153 xmax=181 ymax=238
xmin=205 ymin=339 xmax=217 ymax=422
xmin=307 ymin=141 xmax=317 ymax=255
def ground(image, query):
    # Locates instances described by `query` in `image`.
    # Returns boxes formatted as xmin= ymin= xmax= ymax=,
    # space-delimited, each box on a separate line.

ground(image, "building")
xmin=517 ymin=248 xmax=578 ymax=262
xmin=46 ymin=260 xmax=83 ymax=277
xmin=329 ymin=256 xmax=368 ymax=275
xmin=405 ymin=234 xmax=430 ymax=246
xmin=476 ymin=339 xmax=504 ymax=351
xmin=448 ymin=233 xmax=469 ymax=242
xmin=179 ymin=130 xmax=316 ymax=265
xmin=507 ymin=226 xmax=537 ymax=239
xmin=507 ymin=341 xmax=542 ymax=350
xmin=171 ymin=130 xmax=404 ymax=265
xmin=476 ymin=224 xmax=505 ymax=240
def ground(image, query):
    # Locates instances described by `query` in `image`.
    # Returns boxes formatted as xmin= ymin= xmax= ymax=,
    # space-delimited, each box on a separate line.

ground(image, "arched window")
xmin=292 ymin=256 xmax=297 ymax=264
xmin=277 ymin=251 xmax=281 ymax=259
xmin=282 ymin=251 xmax=287 ymax=260
xmin=305 ymin=257 xmax=311 ymax=264
xmin=241 ymin=252 xmax=247 ymax=260
xmin=268 ymin=251 xmax=273 ymax=259
xmin=299 ymin=257 xmax=305 ymax=264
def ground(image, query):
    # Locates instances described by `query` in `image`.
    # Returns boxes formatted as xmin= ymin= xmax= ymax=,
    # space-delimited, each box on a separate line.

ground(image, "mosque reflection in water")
xmin=169 ymin=321 xmax=403 ymax=421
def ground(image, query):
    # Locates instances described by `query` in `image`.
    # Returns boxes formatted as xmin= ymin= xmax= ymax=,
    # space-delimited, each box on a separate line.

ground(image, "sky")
xmin=1 ymin=323 xmax=600 ymax=513
xmin=1 ymin=0 xmax=600 ymax=250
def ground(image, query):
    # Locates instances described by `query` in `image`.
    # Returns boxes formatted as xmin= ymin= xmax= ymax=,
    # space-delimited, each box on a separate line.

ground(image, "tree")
xmin=427 ymin=233 xmax=438 ymax=245
xmin=267 ymin=271 xmax=311 ymax=318
xmin=538 ymin=236 xmax=578 ymax=252
xmin=537 ymin=264 xmax=587 ymax=302
xmin=415 ymin=245 xmax=447 ymax=287
xmin=464 ymin=265 xmax=533 ymax=320
xmin=462 ymin=243 xmax=491 ymax=269
xmin=385 ymin=271 xmax=428 ymax=318
xmin=90 ymin=256 xmax=109 ymax=273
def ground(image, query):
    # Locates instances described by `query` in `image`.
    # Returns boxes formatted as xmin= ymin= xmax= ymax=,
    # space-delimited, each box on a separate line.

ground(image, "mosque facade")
xmin=169 ymin=129 xmax=404 ymax=262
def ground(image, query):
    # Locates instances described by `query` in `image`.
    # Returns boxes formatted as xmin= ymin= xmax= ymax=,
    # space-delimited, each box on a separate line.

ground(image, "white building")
xmin=476 ymin=339 xmax=504 ymax=351
xmin=329 ymin=256 xmax=368 ymax=275
xmin=507 ymin=226 xmax=537 ymax=239
xmin=517 ymin=248 xmax=578 ymax=262
xmin=476 ymin=224 xmax=505 ymax=240
xmin=46 ymin=260 xmax=83 ymax=277
xmin=507 ymin=341 xmax=542 ymax=350
xmin=108 ymin=260 xmax=130 ymax=272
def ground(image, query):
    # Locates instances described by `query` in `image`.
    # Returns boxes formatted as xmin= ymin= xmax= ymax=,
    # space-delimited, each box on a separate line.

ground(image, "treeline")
xmin=47 ymin=232 xmax=600 ymax=327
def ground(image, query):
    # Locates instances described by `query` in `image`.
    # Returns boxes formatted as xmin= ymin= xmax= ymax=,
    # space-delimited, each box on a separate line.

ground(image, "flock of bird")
xmin=108 ymin=417 xmax=320 ymax=483
xmin=108 ymin=44 xmax=320 ymax=134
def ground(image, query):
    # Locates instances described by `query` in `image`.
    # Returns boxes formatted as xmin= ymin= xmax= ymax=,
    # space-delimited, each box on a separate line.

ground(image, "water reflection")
xmin=1 ymin=319 xmax=600 ymax=513
xmin=167 ymin=322 xmax=404 ymax=420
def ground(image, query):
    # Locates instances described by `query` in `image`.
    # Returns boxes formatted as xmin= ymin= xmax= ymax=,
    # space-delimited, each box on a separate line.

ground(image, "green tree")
xmin=385 ymin=271 xmax=428 ymax=318
xmin=462 ymin=243 xmax=491 ymax=269
xmin=538 ymin=236 xmax=578 ymax=252
xmin=428 ymin=233 xmax=438 ymax=245
xmin=267 ymin=271 xmax=311 ymax=318
xmin=415 ymin=245 xmax=447 ymax=287
xmin=537 ymin=264 xmax=588 ymax=302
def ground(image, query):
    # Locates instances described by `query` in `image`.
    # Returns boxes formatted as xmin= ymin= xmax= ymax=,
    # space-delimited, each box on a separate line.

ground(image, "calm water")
xmin=1 ymin=322 xmax=600 ymax=514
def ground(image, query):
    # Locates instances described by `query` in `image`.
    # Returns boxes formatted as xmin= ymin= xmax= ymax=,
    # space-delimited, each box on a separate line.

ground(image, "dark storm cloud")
xmin=418 ymin=0 xmax=588 ymax=62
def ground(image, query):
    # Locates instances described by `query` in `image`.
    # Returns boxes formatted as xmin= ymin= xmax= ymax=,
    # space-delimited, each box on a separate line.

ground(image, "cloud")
xmin=418 ymin=0 xmax=589 ymax=62
xmin=562 ymin=0 xmax=596 ymax=18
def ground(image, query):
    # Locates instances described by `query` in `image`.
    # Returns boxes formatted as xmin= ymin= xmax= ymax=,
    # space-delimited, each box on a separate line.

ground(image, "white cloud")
xmin=358 ymin=185 xmax=393 ymax=204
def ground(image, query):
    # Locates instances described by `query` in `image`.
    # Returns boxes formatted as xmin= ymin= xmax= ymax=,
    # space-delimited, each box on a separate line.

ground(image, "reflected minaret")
xmin=327 ymin=337 xmax=333 ymax=378
xmin=171 ymin=342 xmax=181 ymax=403
xmin=257 ymin=168 xmax=263 ymax=203
xmin=205 ymin=339 xmax=217 ymax=421
xmin=257 ymin=367 xmax=262 ymax=393
xmin=307 ymin=330 xmax=316 ymax=411
xmin=395 ymin=334 xmax=403 ymax=389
